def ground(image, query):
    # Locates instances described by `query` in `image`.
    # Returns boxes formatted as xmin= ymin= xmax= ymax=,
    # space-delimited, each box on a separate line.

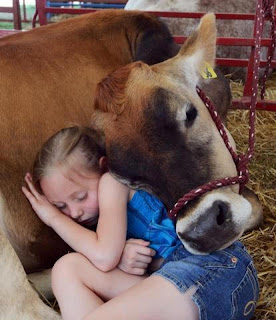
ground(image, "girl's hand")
xmin=22 ymin=173 xmax=61 ymax=227
xmin=118 ymin=238 xmax=156 ymax=275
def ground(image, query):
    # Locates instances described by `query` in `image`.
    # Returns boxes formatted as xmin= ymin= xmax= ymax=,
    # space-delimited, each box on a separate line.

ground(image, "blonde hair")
xmin=32 ymin=126 xmax=105 ymax=187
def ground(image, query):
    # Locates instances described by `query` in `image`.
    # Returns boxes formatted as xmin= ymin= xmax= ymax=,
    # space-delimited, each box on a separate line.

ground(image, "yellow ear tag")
xmin=201 ymin=62 xmax=217 ymax=79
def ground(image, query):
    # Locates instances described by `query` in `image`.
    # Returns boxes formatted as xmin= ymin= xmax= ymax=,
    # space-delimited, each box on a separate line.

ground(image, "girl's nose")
xmin=71 ymin=208 xmax=84 ymax=220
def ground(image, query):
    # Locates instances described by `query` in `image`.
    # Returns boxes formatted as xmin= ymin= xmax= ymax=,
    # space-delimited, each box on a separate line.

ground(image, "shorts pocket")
xmin=201 ymin=250 xmax=238 ymax=269
xmin=231 ymin=262 xmax=259 ymax=319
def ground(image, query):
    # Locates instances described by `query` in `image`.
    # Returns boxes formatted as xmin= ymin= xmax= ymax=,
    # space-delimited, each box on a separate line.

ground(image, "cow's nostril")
xmin=216 ymin=203 xmax=230 ymax=226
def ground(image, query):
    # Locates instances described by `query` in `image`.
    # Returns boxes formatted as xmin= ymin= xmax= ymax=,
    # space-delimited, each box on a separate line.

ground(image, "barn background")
xmin=0 ymin=0 xmax=35 ymax=29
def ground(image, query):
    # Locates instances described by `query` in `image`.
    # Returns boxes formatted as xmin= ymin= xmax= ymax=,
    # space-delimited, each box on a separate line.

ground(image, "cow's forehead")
xmin=125 ymin=61 xmax=198 ymax=109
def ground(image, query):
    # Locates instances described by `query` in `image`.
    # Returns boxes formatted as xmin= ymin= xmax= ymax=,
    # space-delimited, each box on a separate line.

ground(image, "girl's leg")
xmin=51 ymin=252 xmax=147 ymax=320
xmin=82 ymin=275 xmax=199 ymax=320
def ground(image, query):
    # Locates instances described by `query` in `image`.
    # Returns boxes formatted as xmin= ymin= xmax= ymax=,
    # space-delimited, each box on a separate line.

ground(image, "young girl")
xmin=23 ymin=126 xmax=259 ymax=320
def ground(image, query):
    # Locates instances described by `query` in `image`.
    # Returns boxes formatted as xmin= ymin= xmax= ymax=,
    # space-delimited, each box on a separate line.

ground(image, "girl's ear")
xmin=99 ymin=156 xmax=108 ymax=172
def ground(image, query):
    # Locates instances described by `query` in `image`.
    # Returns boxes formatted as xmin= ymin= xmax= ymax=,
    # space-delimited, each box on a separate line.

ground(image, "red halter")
xmin=168 ymin=0 xmax=275 ymax=220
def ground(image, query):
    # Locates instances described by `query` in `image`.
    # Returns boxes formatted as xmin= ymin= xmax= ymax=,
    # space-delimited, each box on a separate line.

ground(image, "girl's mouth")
xmin=80 ymin=216 xmax=98 ymax=226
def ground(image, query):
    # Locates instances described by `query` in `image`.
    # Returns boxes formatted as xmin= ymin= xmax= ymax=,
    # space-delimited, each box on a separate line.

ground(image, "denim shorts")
xmin=152 ymin=241 xmax=259 ymax=320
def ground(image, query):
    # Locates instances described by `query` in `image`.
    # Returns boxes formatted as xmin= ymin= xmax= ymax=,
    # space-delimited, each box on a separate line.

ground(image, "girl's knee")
xmin=51 ymin=252 xmax=85 ymax=289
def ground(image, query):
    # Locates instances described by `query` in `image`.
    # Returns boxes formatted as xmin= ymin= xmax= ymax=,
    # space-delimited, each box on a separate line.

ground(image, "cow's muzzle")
xmin=175 ymin=192 xmax=252 ymax=254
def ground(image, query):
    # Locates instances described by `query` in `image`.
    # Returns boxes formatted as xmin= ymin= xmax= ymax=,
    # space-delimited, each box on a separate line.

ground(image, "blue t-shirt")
xmin=127 ymin=190 xmax=181 ymax=259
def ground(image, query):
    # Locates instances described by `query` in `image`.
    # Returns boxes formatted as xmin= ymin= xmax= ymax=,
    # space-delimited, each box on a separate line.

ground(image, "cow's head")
xmin=92 ymin=14 xmax=256 ymax=254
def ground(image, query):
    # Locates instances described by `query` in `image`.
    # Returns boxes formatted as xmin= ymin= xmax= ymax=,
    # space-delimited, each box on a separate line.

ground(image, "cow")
xmin=0 ymin=9 xmax=262 ymax=318
xmin=125 ymin=0 xmax=272 ymax=80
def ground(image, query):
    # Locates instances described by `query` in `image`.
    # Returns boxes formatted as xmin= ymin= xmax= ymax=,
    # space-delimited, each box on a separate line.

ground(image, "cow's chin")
xmin=175 ymin=191 xmax=252 ymax=255
xmin=179 ymin=230 xmax=243 ymax=255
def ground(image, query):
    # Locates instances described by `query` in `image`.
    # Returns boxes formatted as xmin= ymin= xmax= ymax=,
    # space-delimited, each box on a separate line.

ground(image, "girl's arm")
xmin=22 ymin=173 xmax=129 ymax=272
xmin=81 ymin=172 xmax=129 ymax=271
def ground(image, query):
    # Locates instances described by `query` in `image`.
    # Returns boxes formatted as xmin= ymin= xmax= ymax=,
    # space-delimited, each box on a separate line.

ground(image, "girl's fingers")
xmin=25 ymin=172 xmax=32 ymax=180
xmin=135 ymin=245 xmax=156 ymax=257
xmin=24 ymin=175 xmax=40 ymax=198
xmin=22 ymin=186 xmax=36 ymax=203
xmin=131 ymin=261 xmax=148 ymax=269
xmin=136 ymin=253 xmax=153 ymax=264
xmin=130 ymin=268 xmax=147 ymax=276
xmin=127 ymin=239 xmax=150 ymax=246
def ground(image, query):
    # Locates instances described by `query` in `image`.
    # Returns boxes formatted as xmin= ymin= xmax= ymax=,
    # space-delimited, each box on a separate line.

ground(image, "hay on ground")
xmin=228 ymin=74 xmax=276 ymax=320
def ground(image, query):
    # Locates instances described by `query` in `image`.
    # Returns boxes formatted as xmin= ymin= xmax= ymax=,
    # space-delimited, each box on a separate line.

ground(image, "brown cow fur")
xmin=0 ymin=10 xmax=178 ymax=272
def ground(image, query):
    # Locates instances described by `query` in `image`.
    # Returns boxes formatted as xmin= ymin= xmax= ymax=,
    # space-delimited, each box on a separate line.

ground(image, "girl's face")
xmin=40 ymin=167 xmax=101 ymax=227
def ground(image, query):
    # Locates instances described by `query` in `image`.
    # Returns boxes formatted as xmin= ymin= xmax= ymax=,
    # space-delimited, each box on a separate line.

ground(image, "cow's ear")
xmin=178 ymin=13 xmax=216 ymax=85
xmin=94 ymin=64 xmax=133 ymax=115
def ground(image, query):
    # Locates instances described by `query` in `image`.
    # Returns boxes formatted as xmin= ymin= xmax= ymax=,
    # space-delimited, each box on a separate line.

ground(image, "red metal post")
xmin=243 ymin=0 xmax=265 ymax=97
xmin=36 ymin=0 xmax=47 ymax=25
xmin=12 ymin=0 xmax=22 ymax=30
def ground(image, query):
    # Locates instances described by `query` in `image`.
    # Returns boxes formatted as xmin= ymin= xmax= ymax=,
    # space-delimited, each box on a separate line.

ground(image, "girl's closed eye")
xmin=76 ymin=192 xmax=88 ymax=202
xmin=55 ymin=203 xmax=67 ymax=211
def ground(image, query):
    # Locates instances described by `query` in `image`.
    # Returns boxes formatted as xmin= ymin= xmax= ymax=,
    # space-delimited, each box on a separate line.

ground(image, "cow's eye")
xmin=186 ymin=104 xmax=197 ymax=127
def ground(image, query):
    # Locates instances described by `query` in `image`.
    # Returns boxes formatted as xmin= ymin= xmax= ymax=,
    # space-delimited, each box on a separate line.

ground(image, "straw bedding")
xmin=228 ymin=73 xmax=276 ymax=320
